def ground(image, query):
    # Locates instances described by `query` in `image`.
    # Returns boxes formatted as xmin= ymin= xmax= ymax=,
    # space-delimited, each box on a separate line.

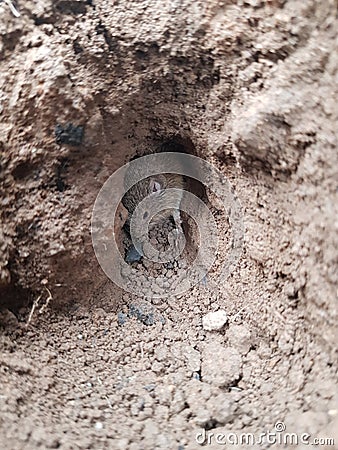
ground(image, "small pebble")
xmin=202 ymin=310 xmax=228 ymax=331
xmin=125 ymin=244 xmax=143 ymax=263
xmin=94 ymin=421 xmax=103 ymax=430
xmin=117 ymin=312 xmax=128 ymax=326
xmin=192 ymin=372 xmax=200 ymax=380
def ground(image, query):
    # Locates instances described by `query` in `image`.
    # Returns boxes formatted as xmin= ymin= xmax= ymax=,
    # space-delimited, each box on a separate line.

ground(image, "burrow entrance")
xmin=115 ymin=135 xmax=232 ymax=299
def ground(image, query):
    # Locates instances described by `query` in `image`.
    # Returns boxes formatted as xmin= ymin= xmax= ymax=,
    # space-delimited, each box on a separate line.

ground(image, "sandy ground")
xmin=0 ymin=0 xmax=337 ymax=449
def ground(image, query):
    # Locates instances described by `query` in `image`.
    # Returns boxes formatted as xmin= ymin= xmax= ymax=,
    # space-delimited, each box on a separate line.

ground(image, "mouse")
xmin=122 ymin=171 xmax=185 ymax=261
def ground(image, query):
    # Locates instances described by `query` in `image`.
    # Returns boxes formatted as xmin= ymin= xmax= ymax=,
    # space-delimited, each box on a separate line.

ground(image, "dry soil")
xmin=0 ymin=0 xmax=337 ymax=449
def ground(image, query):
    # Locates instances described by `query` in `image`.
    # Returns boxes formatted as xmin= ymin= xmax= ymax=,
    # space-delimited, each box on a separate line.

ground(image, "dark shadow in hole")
xmin=0 ymin=282 xmax=32 ymax=319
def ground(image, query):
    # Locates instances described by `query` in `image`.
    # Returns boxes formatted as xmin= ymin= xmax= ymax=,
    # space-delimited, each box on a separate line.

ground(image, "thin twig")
xmin=230 ymin=306 xmax=247 ymax=323
xmin=39 ymin=287 xmax=52 ymax=314
xmin=26 ymin=294 xmax=42 ymax=325
xmin=2 ymin=0 xmax=20 ymax=17
xmin=26 ymin=287 xmax=53 ymax=325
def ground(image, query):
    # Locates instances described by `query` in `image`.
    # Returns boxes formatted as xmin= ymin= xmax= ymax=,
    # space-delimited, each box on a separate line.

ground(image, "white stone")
xmin=202 ymin=310 xmax=228 ymax=331
xmin=94 ymin=422 xmax=103 ymax=430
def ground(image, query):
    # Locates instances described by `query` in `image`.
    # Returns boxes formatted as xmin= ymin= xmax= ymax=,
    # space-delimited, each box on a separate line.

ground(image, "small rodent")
xmin=122 ymin=171 xmax=185 ymax=260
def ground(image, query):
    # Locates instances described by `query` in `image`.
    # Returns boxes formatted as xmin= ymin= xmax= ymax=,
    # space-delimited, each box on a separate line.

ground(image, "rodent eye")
xmin=143 ymin=212 xmax=149 ymax=219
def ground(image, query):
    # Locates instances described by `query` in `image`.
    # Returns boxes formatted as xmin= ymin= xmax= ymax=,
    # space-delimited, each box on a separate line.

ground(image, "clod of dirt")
xmin=202 ymin=344 xmax=242 ymax=388
xmin=206 ymin=393 xmax=234 ymax=426
xmin=183 ymin=345 xmax=201 ymax=374
xmin=227 ymin=323 xmax=252 ymax=356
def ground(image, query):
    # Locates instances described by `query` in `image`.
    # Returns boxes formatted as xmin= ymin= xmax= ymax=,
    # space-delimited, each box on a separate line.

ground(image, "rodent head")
xmin=125 ymin=174 xmax=183 ymax=259
xmin=122 ymin=175 xmax=168 ymax=214
xmin=141 ymin=174 xmax=183 ymax=221
xmin=148 ymin=174 xmax=167 ymax=193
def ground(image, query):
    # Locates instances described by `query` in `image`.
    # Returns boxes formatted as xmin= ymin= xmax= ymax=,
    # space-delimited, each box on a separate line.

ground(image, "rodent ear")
xmin=149 ymin=176 xmax=166 ymax=193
